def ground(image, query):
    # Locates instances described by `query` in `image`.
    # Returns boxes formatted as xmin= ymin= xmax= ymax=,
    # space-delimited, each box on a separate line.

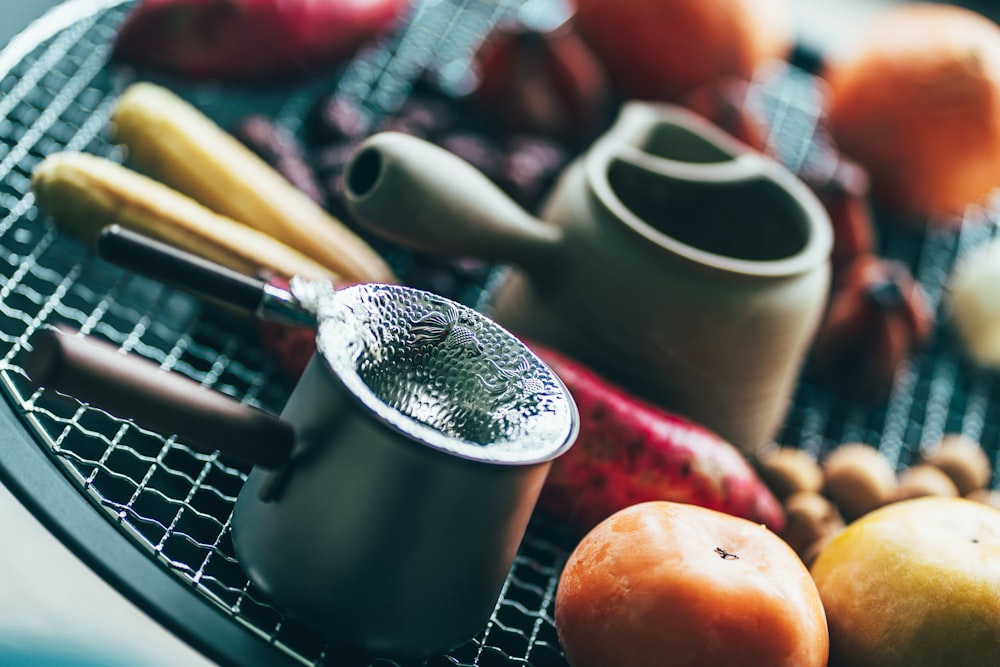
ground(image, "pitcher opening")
xmin=608 ymin=158 xmax=809 ymax=262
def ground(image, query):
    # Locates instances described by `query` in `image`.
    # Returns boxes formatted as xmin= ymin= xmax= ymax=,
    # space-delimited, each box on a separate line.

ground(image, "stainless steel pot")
xmin=22 ymin=227 xmax=578 ymax=658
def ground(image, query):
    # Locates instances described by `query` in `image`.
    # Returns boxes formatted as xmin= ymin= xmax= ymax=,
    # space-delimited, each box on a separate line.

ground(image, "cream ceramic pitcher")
xmin=344 ymin=101 xmax=832 ymax=452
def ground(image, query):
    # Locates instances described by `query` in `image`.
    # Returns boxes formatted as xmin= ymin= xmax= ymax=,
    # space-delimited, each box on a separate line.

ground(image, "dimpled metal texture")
xmin=314 ymin=283 xmax=576 ymax=463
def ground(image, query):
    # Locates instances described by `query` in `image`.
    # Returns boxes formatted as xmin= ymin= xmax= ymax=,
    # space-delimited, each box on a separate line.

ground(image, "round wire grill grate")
xmin=0 ymin=1 xmax=999 ymax=666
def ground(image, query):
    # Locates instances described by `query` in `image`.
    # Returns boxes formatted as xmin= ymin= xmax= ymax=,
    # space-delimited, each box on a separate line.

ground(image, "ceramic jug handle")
xmin=20 ymin=326 xmax=294 ymax=469
xmin=343 ymin=132 xmax=563 ymax=274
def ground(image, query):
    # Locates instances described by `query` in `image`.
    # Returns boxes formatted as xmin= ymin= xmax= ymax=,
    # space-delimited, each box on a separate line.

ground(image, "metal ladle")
xmin=22 ymin=225 xmax=579 ymax=657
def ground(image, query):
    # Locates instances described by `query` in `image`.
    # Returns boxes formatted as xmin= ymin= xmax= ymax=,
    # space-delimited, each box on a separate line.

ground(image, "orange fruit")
xmin=555 ymin=501 xmax=828 ymax=667
xmin=823 ymin=3 xmax=1000 ymax=220
xmin=572 ymin=0 xmax=793 ymax=102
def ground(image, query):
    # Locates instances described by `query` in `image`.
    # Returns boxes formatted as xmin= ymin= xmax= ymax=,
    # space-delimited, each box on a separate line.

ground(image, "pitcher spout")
xmin=343 ymin=132 xmax=563 ymax=276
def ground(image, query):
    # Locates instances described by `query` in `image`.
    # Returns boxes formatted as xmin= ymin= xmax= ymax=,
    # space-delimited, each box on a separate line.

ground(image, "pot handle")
xmin=98 ymin=224 xmax=268 ymax=312
xmin=343 ymin=132 xmax=563 ymax=275
xmin=21 ymin=326 xmax=294 ymax=469
xmin=96 ymin=225 xmax=317 ymax=327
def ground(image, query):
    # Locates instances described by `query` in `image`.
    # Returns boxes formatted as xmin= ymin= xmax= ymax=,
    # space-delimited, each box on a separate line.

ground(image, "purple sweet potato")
xmin=114 ymin=0 xmax=409 ymax=80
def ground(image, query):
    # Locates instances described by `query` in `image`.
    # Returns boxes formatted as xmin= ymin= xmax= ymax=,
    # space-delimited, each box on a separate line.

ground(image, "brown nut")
xmin=822 ymin=443 xmax=897 ymax=520
xmin=922 ymin=434 xmax=992 ymax=496
xmin=800 ymin=530 xmax=843 ymax=570
xmin=781 ymin=491 xmax=845 ymax=557
xmin=756 ymin=446 xmax=824 ymax=500
xmin=892 ymin=463 xmax=959 ymax=502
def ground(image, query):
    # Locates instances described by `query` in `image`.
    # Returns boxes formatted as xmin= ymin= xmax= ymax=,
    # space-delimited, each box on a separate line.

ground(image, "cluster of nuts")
xmin=757 ymin=435 xmax=995 ymax=565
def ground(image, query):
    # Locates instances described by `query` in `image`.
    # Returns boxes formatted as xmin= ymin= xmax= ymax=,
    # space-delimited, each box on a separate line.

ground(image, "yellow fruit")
xmin=811 ymin=496 xmax=1000 ymax=667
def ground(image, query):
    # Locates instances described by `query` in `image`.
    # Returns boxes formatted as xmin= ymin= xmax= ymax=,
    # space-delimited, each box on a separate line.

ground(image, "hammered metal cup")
xmin=230 ymin=282 xmax=579 ymax=658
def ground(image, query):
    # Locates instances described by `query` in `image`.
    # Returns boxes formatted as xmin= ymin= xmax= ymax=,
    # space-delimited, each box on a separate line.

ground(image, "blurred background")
xmin=0 ymin=0 xmax=997 ymax=665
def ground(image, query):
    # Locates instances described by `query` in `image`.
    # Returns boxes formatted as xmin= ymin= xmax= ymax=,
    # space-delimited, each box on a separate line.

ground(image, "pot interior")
xmin=637 ymin=120 xmax=737 ymax=164
xmin=608 ymin=158 xmax=810 ymax=262
xmin=314 ymin=284 xmax=576 ymax=463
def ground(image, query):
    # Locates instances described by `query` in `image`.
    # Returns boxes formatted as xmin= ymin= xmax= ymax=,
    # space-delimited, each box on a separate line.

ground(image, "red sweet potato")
xmin=258 ymin=317 xmax=316 ymax=381
xmin=532 ymin=345 xmax=785 ymax=536
xmin=256 ymin=317 xmax=785 ymax=536
xmin=113 ymin=0 xmax=409 ymax=80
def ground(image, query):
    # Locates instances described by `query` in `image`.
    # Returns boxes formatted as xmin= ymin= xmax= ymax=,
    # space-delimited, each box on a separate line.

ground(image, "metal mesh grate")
xmin=757 ymin=66 xmax=1000 ymax=472
xmin=0 ymin=2 xmax=578 ymax=665
xmin=0 ymin=2 xmax=998 ymax=666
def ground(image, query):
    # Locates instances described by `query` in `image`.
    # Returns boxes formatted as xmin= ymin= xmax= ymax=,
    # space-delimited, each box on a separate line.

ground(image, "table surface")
xmin=0 ymin=0 xmax=972 ymax=665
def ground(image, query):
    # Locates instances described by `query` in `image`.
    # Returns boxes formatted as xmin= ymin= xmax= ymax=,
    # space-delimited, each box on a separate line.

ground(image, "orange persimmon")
xmin=822 ymin=3 xmax=1000 ymax=221
xmin=554 ymin=501 xmax=829 ymax=667
xmin=571 ymin=0 xmax=793 ymax=102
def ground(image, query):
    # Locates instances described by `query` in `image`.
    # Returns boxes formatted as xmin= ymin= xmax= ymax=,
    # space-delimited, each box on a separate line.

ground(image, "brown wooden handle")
xmin=96 ymin=224 xmax=269 ymax=313
xmin=22 ymin=327 xmax=293 ymax=469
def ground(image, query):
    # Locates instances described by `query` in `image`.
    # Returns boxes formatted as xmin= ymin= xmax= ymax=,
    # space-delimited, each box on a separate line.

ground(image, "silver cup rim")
xmin=313 ymin=283 xmax=579 ymax=466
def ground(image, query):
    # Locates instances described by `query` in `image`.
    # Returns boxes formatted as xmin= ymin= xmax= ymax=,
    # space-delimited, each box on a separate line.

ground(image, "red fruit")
xmin=471 ymin=17 xmax=613 ymax=145
xmin=555 ymin=502 xmax=828 ymax=667
xmin=532 ymin=344 xmax=784 ymax=535
xmin=258 ymin=319 xmax=316 ymax=382
xmin=113 ymin=0 xmax=409 ymax=80
xmin=810 ymin=255 xmax=934 ymax=399
xmin=809 ymin=159 xmax=876 ymax=274
xmin=256 ymin=322 xmax=785 ymax=535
